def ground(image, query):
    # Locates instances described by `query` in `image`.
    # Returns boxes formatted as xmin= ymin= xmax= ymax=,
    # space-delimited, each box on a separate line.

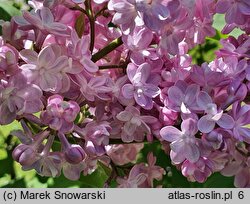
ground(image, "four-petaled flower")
xmin=122 ymin=63 xmax=160 ymax=110
xmin=160 ymin=118 xmax=200 ymax=163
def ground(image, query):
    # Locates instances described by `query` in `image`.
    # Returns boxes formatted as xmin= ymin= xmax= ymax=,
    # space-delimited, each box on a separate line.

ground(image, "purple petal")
xmin=13 ymin=16 xmax=30 ymax=26
xmin=221 ymin=161 xmax=241 ymax=176
xmin=216 ymin=0 xmax=230 ymax=13
xmin=121 ymin=131 xmax=134 ymax=143
xmin=116 ymin=111 xmax=133 ymax=122
xmin=197 ymin=91 xmax=213 ymax=110
xmin=134 ymin=173 xmax=147 ymax=186
xmin=140 ymin=116 xmax=158 ymax=124
xmin=143 ymin=84 xmax=160 ymax=98
xmin=39 ymin=74 xmax=58 ymax=92
xmin=63 ymin=163 xmax=85 ymax=181
xmin=23 ymin=11 xmax=42 ymax=28
xmin=41 ymin=7 xmax=54 ymax=24
xmin=49 ymin=118 xmax=63 ymax=130
xmin=184 ymin=84 xmax=199 ymax=105
xmin=217 ymin=114 xmax=234 ymax=129
xmin=0 ymin=102 xmax=16 ymax=125
xmin=168 ymin=86 xmax=183 ymax=106
xmin=238 ymin=2 xmax=250 ymax=15
xmin=60 ymin=74 xmax=71 ymax=93
xmin=238 ymin=127 xmax=250 ymax=144
xmin=89 ymin=76 xmax=106 ymax=87
xmin=152 ymin=3 xmax=169 ymax=20
xmin=181 ymin=119 xmax=198 ymax=136
xmin=137 ymin=63 xmax=151 ymax=83
xmin=170 ymin=139 xmax=185 ymax=153
xmin=185 ymin=144 xmax=200 ymax=163
xmin=170 ymin=150 xmax=185 ymax=164
xmin=198 ymin=115 xmax=215 ymax=133
xmin=81 ymin=58 xmax=98 ymax=73
xmin=126 ymin=63 xmax=137 ymax=82
xmin=234 ymin=169 xmax=248 ymax=188
xmin=123 ymin=122 xmax=137 ymax=136
xmin=160 ymin=126 xmax=182 ymax=142
xmin=38 ymin=46 xmax=56 ymax=67
xmin=211 ymin=110 xmax=223 ymax=121
xmin=20 ymin=49 xmax=38 ymax=64
xmin=122 ymin=84 xmax=134 ymax=99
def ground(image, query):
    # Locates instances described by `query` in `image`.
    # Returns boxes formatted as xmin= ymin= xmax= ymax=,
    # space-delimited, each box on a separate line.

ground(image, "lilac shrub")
xmin=0 ymin=0 xmax=250 ymax=187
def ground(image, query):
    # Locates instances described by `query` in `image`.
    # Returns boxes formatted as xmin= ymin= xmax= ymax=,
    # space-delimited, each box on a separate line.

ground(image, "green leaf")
xmin=98 ymin=161 xmax=112 ymax=177
xmin=0 ymin=120 xmax=22 ymax=138
xmin=0 ymin=148 xmax=15 ymax=178
xmin=202 ymin=173 xmax=234 ymax=188
xmin=79 ymin=164 xmax=110 ymax=187
xmin=2 ymin=178 xmax=26 ymax=188
xmin=189 ymin=37 xmax=221 ymax=65
xmin=75 ymin=13 xmax=85 ymax=38
xmin=0 ymin=1 xmax=21 ymax=21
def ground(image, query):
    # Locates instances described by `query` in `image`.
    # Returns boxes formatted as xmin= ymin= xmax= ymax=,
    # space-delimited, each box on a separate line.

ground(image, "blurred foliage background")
xmin=0 ymin=0 xmax=243 ymax=188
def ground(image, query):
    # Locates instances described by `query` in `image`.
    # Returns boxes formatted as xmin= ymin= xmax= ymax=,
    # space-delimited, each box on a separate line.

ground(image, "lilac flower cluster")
xmin=0 ymin=0 xmax=250 ymax=187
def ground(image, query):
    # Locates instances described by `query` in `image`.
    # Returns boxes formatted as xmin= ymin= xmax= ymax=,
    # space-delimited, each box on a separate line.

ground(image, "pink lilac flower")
xmin=221 ymin=157 xmax=250 ymax=188
xmin=29 ymin=135 xmax=63 ymax=177
xmin=117 ymin=164 xmax=147 ymax=188
xmin=181 ymin=157 xmax=213 ymax=183
xmin=209 ymin=57 xmax=249 ymax=79
xmin=160 ymin=118 xmax=200 ymax=163
xmin=116 ymin=106 xmax=157 ymax=142
xmin=229 ymin=102 xmax=250 ymax=144
xmin=156 ymin=105 xmax=178 ymax=126
xmin=159 ymin=4 xmax=192 ymax=55
xmin=140 ymin=152 xmax=166 ymax=187
xmin=106 ymin=143 xmax=144 ymax=165
xmin=12 ymin=130 xmax=50 ymax=166
xmin=11 ymin=120 xmax=34 ymax=145
xmin=105 ymin=75 xmax=133 ymax=106
xmin=0 ymin=73 xmax=43 ymax=125
xmin=135 ymin=0 xmax=169 ymax=32
xmin=122 ymin=26 xmax=153 ymax=51
xmin=0 ymin=38 xmax=19 ymax=77
xmin=222 ymin=79 xmax=247 ymax=109
xmin=62 ymin=158 xmax=87 ymax=180
xmin=197 ymin=91 xmax=234 ymax=133
xmin=216 ymin=0 xmax=250 ymax=25
xmin=190 ymin=63 xmax=229 ymax=91
xmin=216 ymin=35 xmax=250 ymax=59
xmin=167 ymin=80 xmax=200 ymax=114
xmin=41 ymin=95 xmax=80 ymax=133
xmin=14 ymin=7 xmax=69 ymax=36
xmin=122 ymin=63 xmax=160 ymax=110
xmin=108 ymin=0 xmax=141 ymax=35
xmin=67 ymin=30 xmax=99 ymax=73
xmin=76 ymin=121 xmax=111 ymax=156
xmin=188 ymin=17 xmax=215 ymax=45
xmin=75 ymin=74 xmax=111 ymax=102
xmin=20 ymin=44 xmax=83 ymax=93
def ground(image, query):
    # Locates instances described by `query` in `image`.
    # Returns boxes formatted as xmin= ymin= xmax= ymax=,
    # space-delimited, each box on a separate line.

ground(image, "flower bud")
xmin=64 ymin=145 xmax=86 ymax=164
xmin=12 ymin=144 xmax=37 ymax=166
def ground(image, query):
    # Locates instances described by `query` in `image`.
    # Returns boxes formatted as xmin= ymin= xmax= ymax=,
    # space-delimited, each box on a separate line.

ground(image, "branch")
xmin=85 ymin=0 xmax=95 ymax=53
xmin=91 ymin=37 xmax=123 ymax=62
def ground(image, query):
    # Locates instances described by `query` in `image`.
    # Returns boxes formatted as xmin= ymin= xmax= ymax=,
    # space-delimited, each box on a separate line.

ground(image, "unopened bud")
xmin=12 ymin=144 xmax=37 ymax=166
xmin=64 ymin=145 xmax=86 ymax=164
